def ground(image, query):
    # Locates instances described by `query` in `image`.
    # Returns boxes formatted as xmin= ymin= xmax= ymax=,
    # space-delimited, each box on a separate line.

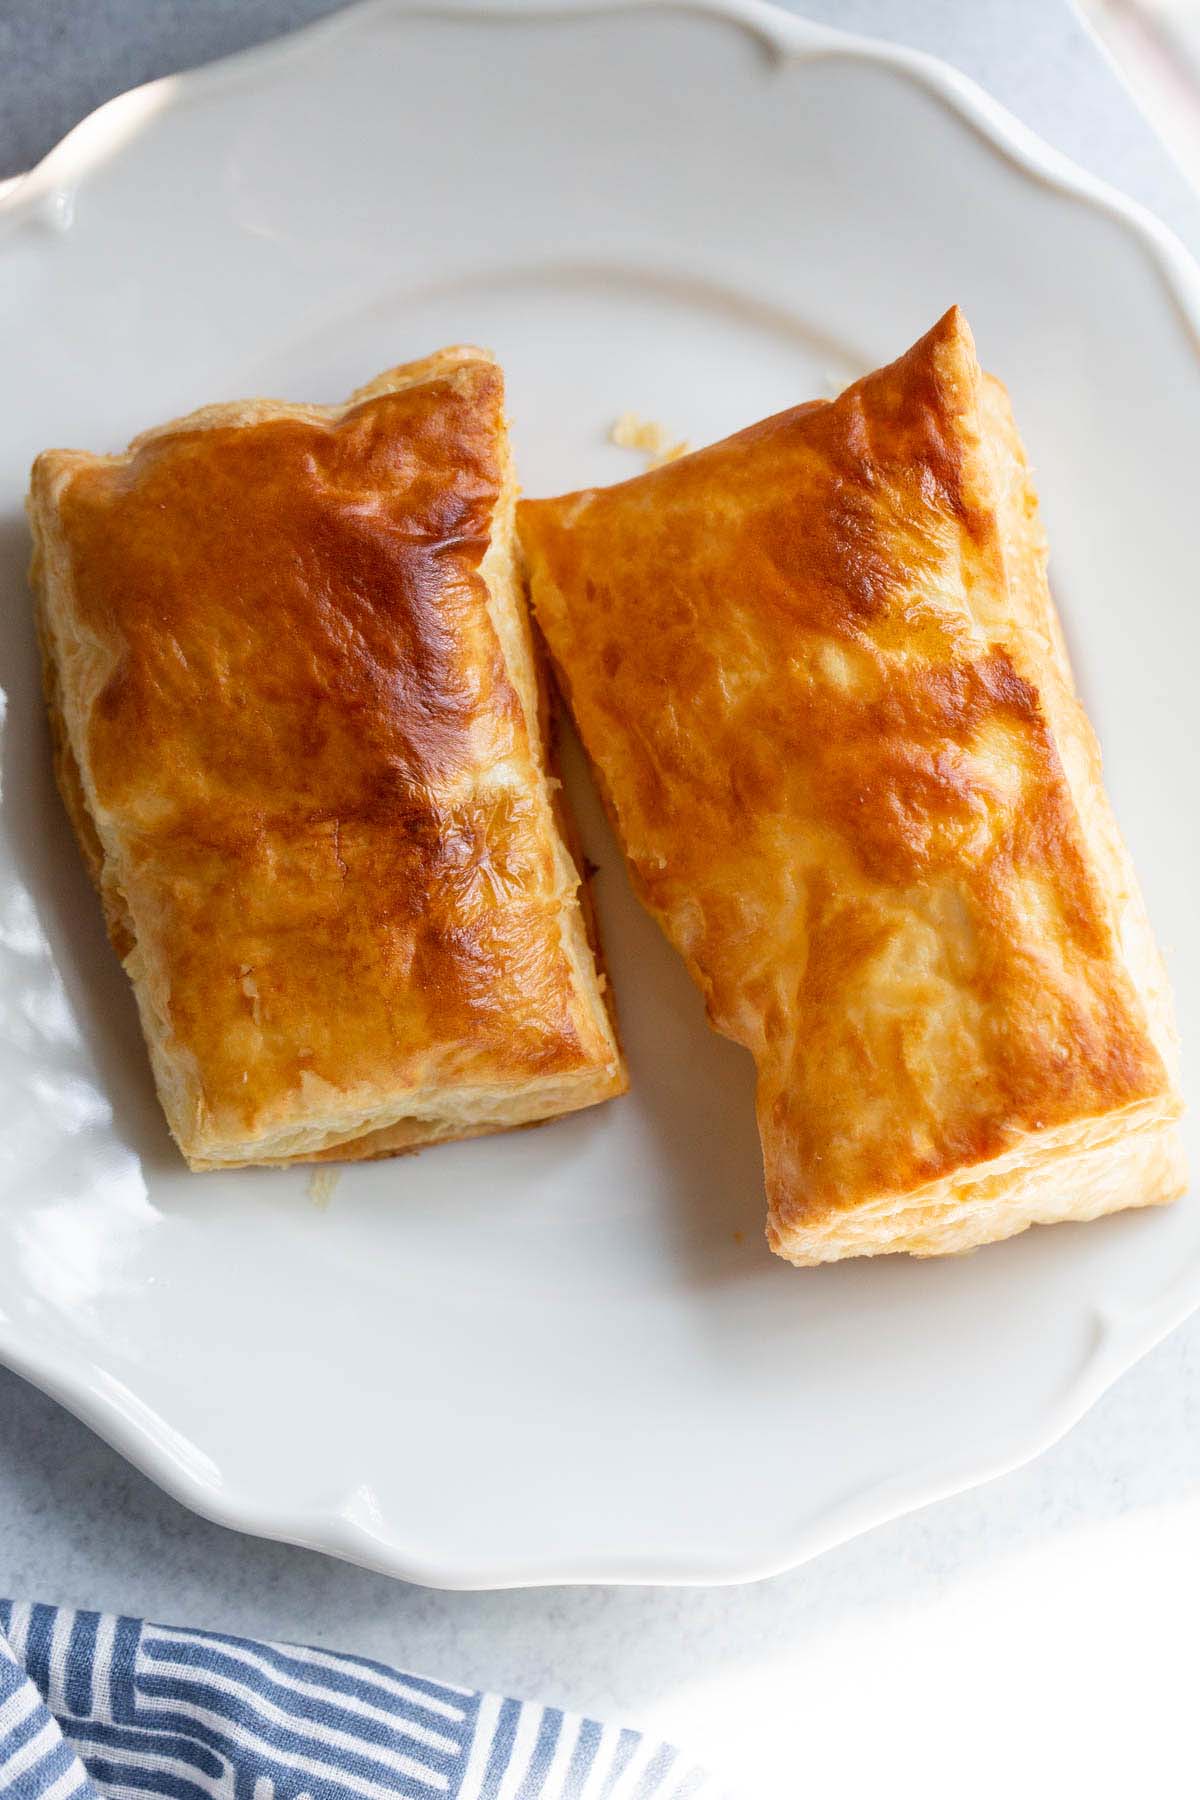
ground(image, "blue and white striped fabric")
xmin=0 ymin=1602 xmax=724 ymax=1800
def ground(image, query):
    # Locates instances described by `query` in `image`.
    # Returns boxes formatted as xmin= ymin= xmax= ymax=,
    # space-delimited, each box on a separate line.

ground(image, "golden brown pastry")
xmin=29 ymin=347 xmax=626 ymax=1170
xmin=519 ymin=308 xmax=1184 ymax=1262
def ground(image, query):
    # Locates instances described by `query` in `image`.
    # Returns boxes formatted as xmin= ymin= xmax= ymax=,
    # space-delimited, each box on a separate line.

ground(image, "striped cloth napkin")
xmin=0 ymin=1602 xmax=724 ymax=1800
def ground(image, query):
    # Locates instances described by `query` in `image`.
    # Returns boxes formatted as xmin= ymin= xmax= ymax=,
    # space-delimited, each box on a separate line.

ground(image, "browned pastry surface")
xmin=519 ymin=308 xmax=1183 ymax=1261
xmin=30 ymin=348 xmax=625 ymax=1169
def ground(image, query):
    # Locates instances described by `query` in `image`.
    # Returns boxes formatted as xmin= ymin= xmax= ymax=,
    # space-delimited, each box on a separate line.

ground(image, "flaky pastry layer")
xmin=519 ymin=308 xmax=1184 ymax=1262
xmin=30 ymin=348 xmax=626 ymax=1169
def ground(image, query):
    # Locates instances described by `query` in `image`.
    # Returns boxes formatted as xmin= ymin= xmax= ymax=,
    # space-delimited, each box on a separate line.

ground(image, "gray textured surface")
xmin=2 ymin=6 xmax=1199 ymax=1797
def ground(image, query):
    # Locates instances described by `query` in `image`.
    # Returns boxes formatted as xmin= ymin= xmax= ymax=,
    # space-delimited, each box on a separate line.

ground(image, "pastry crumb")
xmin=610 ymin=412 xmax=689 ymax=469
xmin=237 ymin=963 xmax=262 ymax=1026
xmin=821 ymin=362 xmax=869 ymax=399
xmin=307 ymin=1167 xmax=340 ymax=1209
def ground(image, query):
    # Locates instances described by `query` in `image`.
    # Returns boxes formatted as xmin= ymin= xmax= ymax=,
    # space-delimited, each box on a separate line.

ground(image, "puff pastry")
xmin=519 ymin=308 xmax=1184 ymax=1262
xmin=29 ymin=348 xmax=626 ymax=1170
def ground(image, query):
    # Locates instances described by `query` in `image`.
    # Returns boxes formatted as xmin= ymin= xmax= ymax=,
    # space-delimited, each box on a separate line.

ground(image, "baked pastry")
xmin=29 ymin=348 xmax=626 ymax=1170
xmin=519 ymin=307 xmax=1184 ymax=1262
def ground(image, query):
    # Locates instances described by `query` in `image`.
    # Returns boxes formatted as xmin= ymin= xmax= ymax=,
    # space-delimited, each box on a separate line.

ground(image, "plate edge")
xmin=2 ymin=0 xmax=1199 ymax=1589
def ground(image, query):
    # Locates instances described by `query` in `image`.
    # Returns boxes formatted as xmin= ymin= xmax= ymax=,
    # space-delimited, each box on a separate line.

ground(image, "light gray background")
xmin=3 ymin=5 xmax=1199 ymax=1796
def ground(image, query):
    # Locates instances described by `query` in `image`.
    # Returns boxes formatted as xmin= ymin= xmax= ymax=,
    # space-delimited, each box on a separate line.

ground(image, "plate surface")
xmin=2 ymin=0 xmax=1199 ymax=1589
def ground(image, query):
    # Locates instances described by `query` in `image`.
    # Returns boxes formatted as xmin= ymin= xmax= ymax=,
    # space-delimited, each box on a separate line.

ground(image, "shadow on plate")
xmin=0 ymin=507 xmax=179 ymax=1175
xmin=552 ymin=717 xmax=778 ymax=1284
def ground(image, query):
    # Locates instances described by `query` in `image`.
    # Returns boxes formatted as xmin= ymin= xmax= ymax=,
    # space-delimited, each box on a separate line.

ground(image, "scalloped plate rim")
xmin=1 ymin=0 xmax=1198 ymax=1590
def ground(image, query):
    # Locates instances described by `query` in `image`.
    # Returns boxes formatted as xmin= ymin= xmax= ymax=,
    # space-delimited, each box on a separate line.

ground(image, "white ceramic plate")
xmin=2 ymin=0 xmax=1199 ymax=1590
